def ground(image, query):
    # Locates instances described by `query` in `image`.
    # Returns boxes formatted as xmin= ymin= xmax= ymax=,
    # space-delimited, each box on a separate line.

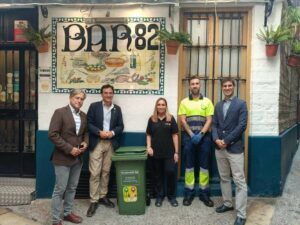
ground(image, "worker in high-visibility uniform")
xmin=178 ymin=75 xmax=214 ymax=207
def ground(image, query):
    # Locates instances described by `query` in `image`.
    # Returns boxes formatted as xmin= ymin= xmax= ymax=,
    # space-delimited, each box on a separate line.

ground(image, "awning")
xmin=179 ymin=0 xmax=267 ymax=3
xmin=0 ymin=0 xmax=177 ymax=5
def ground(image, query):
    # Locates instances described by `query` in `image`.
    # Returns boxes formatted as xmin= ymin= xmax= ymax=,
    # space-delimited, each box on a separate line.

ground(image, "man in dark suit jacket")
xmin=86 ymin=84 xmax=124 ymax=217
xmin=212 ymin=78 xmax=248 ymax=225
xmin=48 ymin=89 xmax=88 ymax=225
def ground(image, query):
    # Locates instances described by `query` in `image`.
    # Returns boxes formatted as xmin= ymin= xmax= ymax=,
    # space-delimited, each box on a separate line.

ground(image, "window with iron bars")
xmin=179 ymin=10 xmax=250 ymax=104
xmin=178 ymin=9 xmax=251 ymax=177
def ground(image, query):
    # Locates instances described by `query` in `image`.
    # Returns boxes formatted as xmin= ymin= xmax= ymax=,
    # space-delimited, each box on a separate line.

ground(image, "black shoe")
xmin=216 ymin=204 xmax=234 ymax=213
xmin=155 ymin=198 xmax=163 ymax=207
xmin=183 ymin=196 xmax=194 ymax=206
xmin=86 ymin=203 xmax=98 ymax=217
xmin=169 ymin=198 xmax=178 ymax=207
xmin=199 ymin=195 xmax=214 ymax=207
xmin=234 ymin=216 xmax=246 ymax=225
xmin=99 ymin=197 xmax=115 ymax=208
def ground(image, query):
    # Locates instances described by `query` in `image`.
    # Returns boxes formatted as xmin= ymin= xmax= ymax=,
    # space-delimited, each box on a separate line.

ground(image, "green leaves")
xmin=22 ymin=24 xmax=52 ymax=47
xmin=282 ymin=6 xmax=300 ymax=55
xmin=156 ymin=26 xmax=192 ymax=45
xmin=282 ymin=6 xmax=300 ymax=28
xmin=256 ymin=25 xmax=291 ymax=45
xmin=292 ymin=41 xmax=300 ymax=54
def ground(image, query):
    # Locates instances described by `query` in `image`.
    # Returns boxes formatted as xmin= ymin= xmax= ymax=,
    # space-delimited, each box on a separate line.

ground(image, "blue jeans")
xmin=52 ymin=161 xmax=82 ymax=224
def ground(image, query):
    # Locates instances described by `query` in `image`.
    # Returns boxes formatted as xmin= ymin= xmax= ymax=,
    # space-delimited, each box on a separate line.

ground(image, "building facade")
xmin=0 ymin=0 xmax=298 ymax=198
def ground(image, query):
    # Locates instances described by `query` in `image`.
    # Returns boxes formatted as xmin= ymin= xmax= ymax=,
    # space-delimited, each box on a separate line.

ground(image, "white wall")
xmin=250 ymin=2 xmax=283 ymax=136
xmin=38 ymin=5 xmax=180 ymax=132
xmin=38 ymin=3 xmax=284 ymax=136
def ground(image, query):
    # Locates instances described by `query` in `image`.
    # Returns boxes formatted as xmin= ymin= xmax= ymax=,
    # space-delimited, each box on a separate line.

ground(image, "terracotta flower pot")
xmin=265 ymin=44 xmax=278 ymax=57
xmin=36 ymin=42 xmax=49 ymax=53
xmin=166 ymin=40 xmax=181 ymax=55
xmin=287 ymin=54 xmax=300 ymax=67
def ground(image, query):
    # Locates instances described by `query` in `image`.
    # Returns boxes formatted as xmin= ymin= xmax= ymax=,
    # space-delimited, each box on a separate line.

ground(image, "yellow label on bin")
xmin=123 ymin=186 xmax=138 ymax=202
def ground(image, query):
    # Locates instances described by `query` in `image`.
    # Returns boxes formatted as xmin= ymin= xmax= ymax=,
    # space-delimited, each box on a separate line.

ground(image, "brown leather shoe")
xmin=63 ymin=213 xmax=83 ymax=224
xmin=53 ymin=222 xmax=62 ymax=225
xmin=99 ymin=197 xmax=115 ymax=208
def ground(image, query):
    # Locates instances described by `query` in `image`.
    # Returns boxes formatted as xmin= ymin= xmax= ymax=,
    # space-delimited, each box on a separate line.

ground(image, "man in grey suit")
xmin=212 ymin=78 xmax=248 ymax=225
xmin=48 ymin=89 xmax=88 ymax=225
xmin=86 ymin=84 xmax=124 ymax=217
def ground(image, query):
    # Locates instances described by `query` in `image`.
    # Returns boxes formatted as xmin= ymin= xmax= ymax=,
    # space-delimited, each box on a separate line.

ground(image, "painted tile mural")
xmin=51 ymin=17 xmax=166 ymax=94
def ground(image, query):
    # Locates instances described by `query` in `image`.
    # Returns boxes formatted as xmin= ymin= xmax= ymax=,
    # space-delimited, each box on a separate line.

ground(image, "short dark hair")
xmin=221 ymin=77 xmax=235 ymax=86
xmin=100 ymin=84 xmax=114 ymax=94
xmin=189 ymin=75 xmax=200 ymax=84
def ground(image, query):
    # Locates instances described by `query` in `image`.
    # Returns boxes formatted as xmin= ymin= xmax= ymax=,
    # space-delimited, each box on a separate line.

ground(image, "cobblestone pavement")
xmin=1 ymin=145 xmax=300 ymax=225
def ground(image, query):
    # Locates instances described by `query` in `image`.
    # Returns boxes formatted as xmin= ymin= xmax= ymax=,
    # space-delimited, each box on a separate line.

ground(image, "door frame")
xmin=177 ymin=6 xmax=252 ymax=179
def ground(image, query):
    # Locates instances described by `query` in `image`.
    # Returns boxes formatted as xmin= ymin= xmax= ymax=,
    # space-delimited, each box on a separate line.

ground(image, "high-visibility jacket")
xmin=178 ymin=95 xmax=214 ymax=133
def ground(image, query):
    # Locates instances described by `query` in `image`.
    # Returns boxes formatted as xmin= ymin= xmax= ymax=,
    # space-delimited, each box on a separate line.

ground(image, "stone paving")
xmin=1 ymin=145 xmax=300 ymax=225
xmin=0 ymin=197 xmax=277 ymax=225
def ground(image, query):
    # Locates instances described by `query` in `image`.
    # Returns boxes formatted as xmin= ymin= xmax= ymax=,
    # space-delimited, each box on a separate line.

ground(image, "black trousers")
xmin=152 ymin=157 xmax=177 ymax=200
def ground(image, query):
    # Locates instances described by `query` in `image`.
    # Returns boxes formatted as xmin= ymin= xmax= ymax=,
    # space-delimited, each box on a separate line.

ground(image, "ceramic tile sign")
xmin=52 ymin=17 xmax=166 ymax=95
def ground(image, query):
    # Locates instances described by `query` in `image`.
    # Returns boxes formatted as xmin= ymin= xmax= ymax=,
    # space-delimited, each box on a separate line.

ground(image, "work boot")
xmin=199 ymin=195 xmax=214 ymax=207
xmin=183 ymin=195 xmax=194 ymax=206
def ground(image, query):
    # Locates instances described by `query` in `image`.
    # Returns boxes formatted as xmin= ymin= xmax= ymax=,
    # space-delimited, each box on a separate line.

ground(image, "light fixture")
xmin=85 ymin=17 xmax=128 ymax=24
xmin=0 ymin=4 xmax=11 ymax=8
xmin=41 ymin=6 xmax=48 ymax=18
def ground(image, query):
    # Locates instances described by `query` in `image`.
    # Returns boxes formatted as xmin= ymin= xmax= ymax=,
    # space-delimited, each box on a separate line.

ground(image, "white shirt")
xmin=102 ymin=102 xmax=114 ymax=132
xmin=69 ymin=104 xmax=81 ymax=135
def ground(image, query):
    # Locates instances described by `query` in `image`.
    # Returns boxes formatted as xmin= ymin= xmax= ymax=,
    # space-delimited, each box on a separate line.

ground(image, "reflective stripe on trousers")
xmin=199 ymin=167 xmax=209 ymax=189
xmin=182 ymin=132 xmax=212 ymax=195
xmin=185 ymin=168 xmax=194 ymax=189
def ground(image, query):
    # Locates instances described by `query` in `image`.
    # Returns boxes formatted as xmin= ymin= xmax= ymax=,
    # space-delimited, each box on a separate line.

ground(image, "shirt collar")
xmin=69 ymin=104 xmax=80 ymax=115
xmin=223 ymin=96 xmax=234 ymax=102
xmin=102 ymin=101 xmax=114 ymax=110
xmin=189 ymin=93 xmax=203 ymax=100
xmin=158 ymin=116 xmax=166 ymax=121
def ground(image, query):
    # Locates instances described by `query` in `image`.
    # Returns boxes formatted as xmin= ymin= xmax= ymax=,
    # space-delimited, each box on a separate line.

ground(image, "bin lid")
xmin=115 ymin=146 xmax=146 ymax=154
xmin=112 ymin=146 xmax=147 ymax=161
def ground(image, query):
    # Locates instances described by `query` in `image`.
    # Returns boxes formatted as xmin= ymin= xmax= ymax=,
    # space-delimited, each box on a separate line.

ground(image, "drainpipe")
xmin=264 ymin=0 xmax=275 ymax=26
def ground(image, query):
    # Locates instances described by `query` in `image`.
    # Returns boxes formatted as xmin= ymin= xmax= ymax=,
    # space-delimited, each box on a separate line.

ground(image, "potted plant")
xmin=282 ymin=6 xmax=300 ymax=29
xmin=256 ymin=25 xmax=291 ymax=57
xmin=287 ymin=40 xmax=300 ymax=67
xmin=22 ymin=24 xmax=52 ymax=53
xmin=157 ymin=25 xmax=192 ymax=55
xmin=282 ymin=6 xmax=300 ymax=67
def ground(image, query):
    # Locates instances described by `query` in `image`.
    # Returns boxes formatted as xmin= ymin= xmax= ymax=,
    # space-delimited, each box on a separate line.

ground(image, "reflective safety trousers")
xmin=182 ymin=132 xmax=212 ymax=196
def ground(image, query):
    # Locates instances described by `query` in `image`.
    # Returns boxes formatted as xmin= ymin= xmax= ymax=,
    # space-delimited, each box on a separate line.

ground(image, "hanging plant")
xmin=282 ymin=6 xmax=300 ymax=67
xmin=256 ymin=25 xmax=291 ymax=57
xmin=287 ymin=40 xmax=300 ymax=67
xmin=21 ymin=24 xmax=52 ymax=53
xmin=156 ymin=24 xmax=192 ymax=55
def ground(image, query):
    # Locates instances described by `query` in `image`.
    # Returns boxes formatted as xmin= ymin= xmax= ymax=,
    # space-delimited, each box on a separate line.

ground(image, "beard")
xmin=191 ymin=88 xmax=200 ymax=96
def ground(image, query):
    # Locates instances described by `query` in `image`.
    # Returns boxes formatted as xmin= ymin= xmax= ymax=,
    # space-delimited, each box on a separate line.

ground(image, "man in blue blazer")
xmin=212 ymin=78 xmax=248 ymax=225
xmin=86 ymin=84 xmax=124 ymax=217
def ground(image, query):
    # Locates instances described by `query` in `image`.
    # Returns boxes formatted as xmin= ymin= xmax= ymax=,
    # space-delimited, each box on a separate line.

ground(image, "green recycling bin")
xmin=112 ymin=146 xmax=147 ymax=215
